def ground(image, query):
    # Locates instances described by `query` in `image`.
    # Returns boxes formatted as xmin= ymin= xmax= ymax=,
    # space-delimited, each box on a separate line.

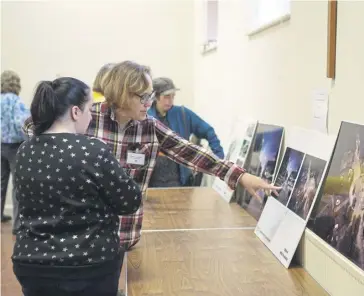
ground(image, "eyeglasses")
xmin=135 ymin=91 xmax=156 ymax=105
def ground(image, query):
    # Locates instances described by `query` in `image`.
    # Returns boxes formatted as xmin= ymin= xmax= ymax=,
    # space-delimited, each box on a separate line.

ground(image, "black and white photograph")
xmin=239 ymin=139 xmax=251 ymax=160
xmin=225 ymin=139 xmax=237 ymax=161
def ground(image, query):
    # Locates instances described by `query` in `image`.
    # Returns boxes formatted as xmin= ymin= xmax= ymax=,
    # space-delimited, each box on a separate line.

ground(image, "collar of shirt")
xmin=108 ymin=105 xmax=136 ymax=128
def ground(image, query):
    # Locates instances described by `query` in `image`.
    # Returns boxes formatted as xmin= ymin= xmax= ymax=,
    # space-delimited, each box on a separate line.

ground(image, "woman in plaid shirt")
xmin=23 ymin=61 xmax=280 ymax=251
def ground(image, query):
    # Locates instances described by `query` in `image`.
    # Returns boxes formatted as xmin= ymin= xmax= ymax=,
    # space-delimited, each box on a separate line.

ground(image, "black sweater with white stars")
xmin=12 ymin=133 xmax=142 ymax=279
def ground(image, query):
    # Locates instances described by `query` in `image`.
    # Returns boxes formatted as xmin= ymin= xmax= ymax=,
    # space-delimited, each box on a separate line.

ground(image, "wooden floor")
xmin=1 ymin=187 xmax=328 ymax=295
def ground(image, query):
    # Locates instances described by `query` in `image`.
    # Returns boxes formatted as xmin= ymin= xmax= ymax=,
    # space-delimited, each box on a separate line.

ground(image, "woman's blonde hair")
xmin=92 ymin=63 xmax=115 ymax=94
xmin=1 ymin=70 xmax=21 ymax=95
xmin=102 ymin=61 xmax=151 ymax=109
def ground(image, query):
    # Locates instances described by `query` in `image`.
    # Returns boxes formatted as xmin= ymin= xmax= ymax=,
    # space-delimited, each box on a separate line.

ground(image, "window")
xmin=248 ymin=0 xmax=291 ymax=35
xmin=202 ymin=0 xmax=218 ymax=53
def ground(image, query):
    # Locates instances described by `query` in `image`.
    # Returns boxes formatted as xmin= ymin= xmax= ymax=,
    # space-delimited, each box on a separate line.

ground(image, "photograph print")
xmin=246 ymin=122 xmax=257 ymax=139
xmin=225 ymin=139 xmax=237 ymax=161
xmin=309 ymin=121 xmax=364 ymax=270
xmin=287 ymin=154 xmax=326 ymax=221
xmin=239 ymin=123 xmax=284 ymax=220
xmin=238 ymin=139 xmax=251 ymax=160
xmin=273 ymin=147 xmax=305 ymax=206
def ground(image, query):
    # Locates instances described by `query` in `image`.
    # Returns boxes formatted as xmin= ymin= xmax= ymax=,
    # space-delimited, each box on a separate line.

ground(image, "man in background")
xmin=148 ymin=77 xmax=224 ymax=187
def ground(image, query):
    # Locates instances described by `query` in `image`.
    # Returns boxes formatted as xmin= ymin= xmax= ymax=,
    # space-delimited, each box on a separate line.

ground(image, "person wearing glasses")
xmin=148 ymin=77 xmax=224 ymax=188
xmin=23 ymin=61 xmax=280 ymax=254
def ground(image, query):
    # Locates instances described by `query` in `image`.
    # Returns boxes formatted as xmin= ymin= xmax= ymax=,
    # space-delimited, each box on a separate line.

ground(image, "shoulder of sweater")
xmin=81 ymin=135 xmax=110 ymax=152
xmin=1 ymin=92 xmax=20 ymax=103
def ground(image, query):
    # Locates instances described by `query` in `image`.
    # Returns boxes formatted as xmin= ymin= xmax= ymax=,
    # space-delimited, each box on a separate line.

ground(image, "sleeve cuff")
xmin=224 ymin=163 xmax=245 ymax=190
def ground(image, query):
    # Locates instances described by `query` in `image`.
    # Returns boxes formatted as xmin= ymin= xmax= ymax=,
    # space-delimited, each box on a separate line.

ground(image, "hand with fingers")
xmin=239 ymin=173 xmax=281 ymax=202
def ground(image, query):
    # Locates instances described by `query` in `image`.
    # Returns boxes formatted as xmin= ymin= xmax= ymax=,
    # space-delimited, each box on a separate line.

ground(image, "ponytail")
xmin=31 ymin=81 xmax=59 ymax=135
xmin=30 ymin=77 xmax=90 ymax=135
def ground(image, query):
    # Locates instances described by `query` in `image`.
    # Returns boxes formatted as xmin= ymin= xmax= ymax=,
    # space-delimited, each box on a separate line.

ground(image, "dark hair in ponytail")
xmin=31 ymin=77 xmax=90 ymax=135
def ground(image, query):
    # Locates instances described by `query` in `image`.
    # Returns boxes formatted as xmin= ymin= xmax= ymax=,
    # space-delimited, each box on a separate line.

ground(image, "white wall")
xmin=194 ymin=0 xmax=364 ymax=294
xmin=1 ymin=0 xmax=196 ymax=211
xmin=194 ymin=0 xmax=364 ymax=147
xmin=1 ymin=0 xmax=195 ymax=107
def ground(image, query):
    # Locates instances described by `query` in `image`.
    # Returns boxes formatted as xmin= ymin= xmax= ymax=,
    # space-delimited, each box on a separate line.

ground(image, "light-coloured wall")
xmin=193 ymin=0 xmax=364 ymax=146
xmin=1 ymin=0 xmax=195 ymax=107
xmin=194 ymin=0 xmax=364 ymax=294
xmin=1 ymin=0 xmax=195 ymax=210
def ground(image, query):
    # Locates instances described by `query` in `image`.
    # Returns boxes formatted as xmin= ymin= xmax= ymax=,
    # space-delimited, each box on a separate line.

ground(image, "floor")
xmin=1 ymin=187 xmax=328 ymax=295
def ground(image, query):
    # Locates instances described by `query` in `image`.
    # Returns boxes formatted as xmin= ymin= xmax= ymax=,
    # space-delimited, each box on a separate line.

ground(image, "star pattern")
xmin=12 ymin=133 xmax=142 ymax=266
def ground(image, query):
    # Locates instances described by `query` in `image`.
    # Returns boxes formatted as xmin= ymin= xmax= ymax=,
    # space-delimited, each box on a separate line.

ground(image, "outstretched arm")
xmin=155 ymin=118 xmax=280 ymax=197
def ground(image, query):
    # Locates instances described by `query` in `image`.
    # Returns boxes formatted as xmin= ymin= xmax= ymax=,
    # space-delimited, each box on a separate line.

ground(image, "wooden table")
xmin=1 ymin=187 xmax=328 ymax=296
xmin=142 ymin=188 xmax=256 ymax=230
xmin=127 ymin=187 xmax=328 ymax=296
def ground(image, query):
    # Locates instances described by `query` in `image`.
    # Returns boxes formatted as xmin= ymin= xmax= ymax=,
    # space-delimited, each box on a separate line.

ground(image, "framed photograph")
xmin=309 ymin=121 xmax=364 ymax=271
xmin=238 ymin=123 xmax=284 ymax=219
xmin=254 ymin=127 xmax=335 ymax=268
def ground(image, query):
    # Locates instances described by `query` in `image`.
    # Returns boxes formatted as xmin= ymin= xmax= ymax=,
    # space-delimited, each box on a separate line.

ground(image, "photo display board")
xmin=255 ymin=127 xmax=336 ymax=268
xmin=308 ymin=121 xmax=364 ymax=272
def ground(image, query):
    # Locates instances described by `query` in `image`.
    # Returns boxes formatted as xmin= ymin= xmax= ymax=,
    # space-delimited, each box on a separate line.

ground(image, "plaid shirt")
xmin=23 ymin=102 xmax=245 ymax=250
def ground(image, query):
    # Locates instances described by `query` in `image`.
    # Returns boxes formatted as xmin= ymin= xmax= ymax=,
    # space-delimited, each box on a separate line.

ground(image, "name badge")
xmin=126 ymin=151 xmax=145 ymax=166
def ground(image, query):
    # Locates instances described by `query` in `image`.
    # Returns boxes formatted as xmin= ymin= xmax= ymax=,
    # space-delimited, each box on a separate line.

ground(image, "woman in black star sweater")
xmin=12 ymin=77 xmax=142 ymax=296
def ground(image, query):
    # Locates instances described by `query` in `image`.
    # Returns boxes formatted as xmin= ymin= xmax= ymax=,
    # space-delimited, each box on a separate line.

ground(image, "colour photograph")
xmin=309 ymin=122 xmax=364 ymax=271
xmin=273 ymin=147 xmax=305 ymax=206
xmin=239 ymin=124 xmax=284 ymax=220
xmin=287 ymin=155 xmax=326 ymax=220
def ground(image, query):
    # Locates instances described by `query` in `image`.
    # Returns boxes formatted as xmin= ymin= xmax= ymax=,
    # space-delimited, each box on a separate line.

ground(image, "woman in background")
xmin=1 ymin=70 xmax=30 ymax=227
xmin=92 ymin=63 xmax=115 ymax=103
xmin=12 ymin=77 xmax=142 ymax=296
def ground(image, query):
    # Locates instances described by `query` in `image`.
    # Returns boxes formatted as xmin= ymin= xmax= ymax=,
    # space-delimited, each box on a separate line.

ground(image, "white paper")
xmin=126 ymin=152 xmax=145 ymax=165
xmin=312 ymin=90 xmax=329 ymax=134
